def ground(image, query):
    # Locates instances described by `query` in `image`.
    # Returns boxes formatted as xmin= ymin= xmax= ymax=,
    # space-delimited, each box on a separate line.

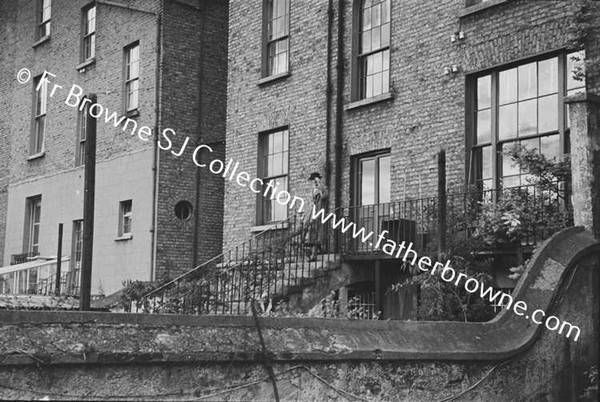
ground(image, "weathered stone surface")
xmin=0 ymin=228 xmax=597 ymax=400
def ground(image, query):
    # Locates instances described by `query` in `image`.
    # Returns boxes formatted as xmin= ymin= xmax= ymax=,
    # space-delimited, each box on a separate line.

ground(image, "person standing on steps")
xmin=304 ymin=172 xmax=328 ymax=262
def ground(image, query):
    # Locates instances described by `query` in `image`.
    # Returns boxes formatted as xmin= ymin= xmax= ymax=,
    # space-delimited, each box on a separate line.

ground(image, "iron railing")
xmin=139 ymin=210 xmax=341 ymax=315
xmin=340 ymin=182 xmax=571 ymax=256
xmin=139 ymin=182 xmax=572 ymax=316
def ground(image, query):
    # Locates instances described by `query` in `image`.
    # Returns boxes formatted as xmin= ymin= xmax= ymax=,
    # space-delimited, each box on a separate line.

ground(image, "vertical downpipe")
xmin=334 ymin=0 xmax=345 ymax=249
xmin=193 ymin=6 xmax=206 ymax=269
xmin=151 ymin=4 xmax=163 ymax=282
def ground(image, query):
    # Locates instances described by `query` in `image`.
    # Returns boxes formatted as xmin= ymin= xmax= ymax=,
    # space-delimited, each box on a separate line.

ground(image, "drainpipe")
xmin=151 ymin=3 xmax=163 ymax=281
xmin=325 ymin=0 xmax=334 ymax=195
xmin=193 ymin=6 xmax=206 ymax=269
xmin=334 ymin=0 xmax=345 ymax=213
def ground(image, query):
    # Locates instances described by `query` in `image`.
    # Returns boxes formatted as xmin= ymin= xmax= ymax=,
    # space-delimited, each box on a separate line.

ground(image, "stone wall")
xmin=0 ymin=227 xmax=597 ymax=400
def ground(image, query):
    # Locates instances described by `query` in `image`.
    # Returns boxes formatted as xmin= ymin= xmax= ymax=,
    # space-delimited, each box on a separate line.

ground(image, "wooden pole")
xmin=438 ymin=150 xmax=447 ymax=258
xmin=55 ymin=223 xmax=63 ymax=295
xmin=80 ymin=94 xmax=97 ymax=311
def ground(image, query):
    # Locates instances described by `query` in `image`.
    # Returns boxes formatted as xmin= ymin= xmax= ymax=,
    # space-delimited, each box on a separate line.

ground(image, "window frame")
xmin=262 ymin=0 xmax=290 ymax=78
xmin=124 ymin=42 xmax=140 ymax=113
xmin=352 ymin=0 xmax=392 ymax=102
xmin=466 ymin=50 xmax=586 ymax=191
xmin=81 ymin=3 xmax=96 ymax=62
xmin=24 ymin=196 xmax=42 ymax=256
xmin=118 ymin=200 xmax=133 ymax=238
xmin=257 ymin=128 xmax=290 ymax=225
xmin=36 ymin=0 xmax=51 ymax=40
xmin=31 ymin=75 xmax=47 ymax=156
xmin=75 ymin=98 xmax=88 ymax=167
xmin=351 ymin=150 xmax=391 ymax=207
xmin=71 ymin=220 xmax=84 ymax=271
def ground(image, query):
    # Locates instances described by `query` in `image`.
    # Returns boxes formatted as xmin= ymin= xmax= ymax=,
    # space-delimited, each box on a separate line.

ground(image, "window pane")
xmin=87 ymin=7 xmax=96 ymax=34
xmin=520 ymin=137 xmax=539 ymax=152
xmin=272 ymin=153 xmax=283 ymax=176
xmin=518 ymin=99 xmax=537 ymax=136
xmin=518 ymin=62 xmax=537 ymax=100
xmin=373 ymin=73 xmax=382 ymax=96
xmin=361 ymin=159 xmax=375 ymax=205
xmin=362 ymin=8 xmax=371 ymax=30
xmin=477 ymin=109 xmax=491 ymax=144
xmin=538 ymin=94 xmax=558 ymax=133
xmin=361 ymin=31 xmax=371 ymax=54
xmin=372 ymin=3 xmax=381 ymax=25
xmin=541 ymin=135 xmax=559 ymax=160
xmin=502 ymin=175 xmax=520 ymax=189
xmin=481 ymin=146 xmax=492 ymax=180
xmin=382 ymin=0 xmax=390 ymax=23
xmin=382 ymin=70 xmax=389 ymax=93
xmin=381 ymin=23 xmax=390 ymax=47
xmin=379 ymin=156 xmax=391 ymax=204
xmin=366 ymin=75 xmax=373 ymax=98
xmin=499 ymin=103 xmax=517 ymax=140
xmin=538 ymin=57 xmax=558 ymax=96
xmin=372 ymin=26 xmax=381 ymax=49
xmin=499 ymin=68 xmax=517 ymax=105
xmin=477 ymin=75 xmax=491 ymax=110
xmin=502 ymin=145 xmax=519 ymax=177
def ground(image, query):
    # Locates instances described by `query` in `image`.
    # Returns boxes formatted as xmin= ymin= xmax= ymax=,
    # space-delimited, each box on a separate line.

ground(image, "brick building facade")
xmin=223 ymin=0 xmax=599 ymax=317
xmin=0 ymin=0 xmax=228 ymax=296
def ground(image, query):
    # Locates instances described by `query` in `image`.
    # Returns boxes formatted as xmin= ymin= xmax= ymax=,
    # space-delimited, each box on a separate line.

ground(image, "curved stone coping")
xmin=0 ymin=227 xmax=597 ymax=365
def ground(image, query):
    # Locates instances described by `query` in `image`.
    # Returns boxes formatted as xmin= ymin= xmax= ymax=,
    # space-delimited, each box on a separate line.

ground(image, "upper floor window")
xmin=119 ymin=200 xmax=133 ymax=237
xmin=31 ymin=75 xmax=47 ymax=155
xmin=263 ymin=0 xmax=289 ymax=77
xmin=25 ymin=196 xmax=42 ymax=256
xmin=124 ymin=42 xmax=140 ymax=112
xmin=76 ymin=99 xmax=88 ymax=166
xmin=258 ymin=128 xmax=289 ymax=224
xmin=36 ymin=0 xmax=51 ymax=40
xmin=355 ymin=0 xmax=391 ymax=100
xmin=468 ymin=51 xmax=585 ymax=191
xmin=82 ymin=4 xmax=96 ymax=61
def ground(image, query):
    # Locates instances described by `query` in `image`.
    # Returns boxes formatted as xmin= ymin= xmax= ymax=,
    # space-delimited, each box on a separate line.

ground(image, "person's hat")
xmin=308 ymin=172 xmax=322 ymax=181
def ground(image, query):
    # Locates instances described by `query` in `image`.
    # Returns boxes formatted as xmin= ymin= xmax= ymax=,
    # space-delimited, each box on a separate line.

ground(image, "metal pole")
xmin=438 ymin=150 xmax=447 ymax=258
xmin=55 ymin=223 xmax=63 ymax=295
xmin=80 ymin=94 xmax=97 ymax=311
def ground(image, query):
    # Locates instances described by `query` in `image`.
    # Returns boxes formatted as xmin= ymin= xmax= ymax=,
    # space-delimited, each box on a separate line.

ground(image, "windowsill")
xmin=27 ymin=152 xmax=45 ymax=161
xmin=32 ymin=35 xmax=50 ymax=48
xmin=250 ymin=221 xmax=289 ymax=233
xmin=115 ymin=234 xmax=133 ymax=241
xmin=125 ymin=109 xmax=140 ymax=118
xmin=76 ymin=58 xmax=96 ymax=73
xmin=460 ymin=0 xmax=509 ymax=17
xmin=258 ymin=71 xmax=291 ymax=86
xmin=344 ymin=92 xmax=394 ymax=111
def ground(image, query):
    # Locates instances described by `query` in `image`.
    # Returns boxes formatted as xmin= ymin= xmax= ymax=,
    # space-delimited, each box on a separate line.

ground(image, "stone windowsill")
xmin=115 ymin=234 xmax=133 ymax=242
xmin=344 ymin=92 xmax=393 ymax=111
xmin=125 ymin=109 xmax=140 ymax=118
xmin=460 ymin=0 xmax=509 ymax=18
xmin=76 ymin=58 xmax=96 ymax=72
xmin=27 ymin=151 xmax=45 ymax=161
xmin=250 ymin=222 xmax=289 ymax=233
xmin=258 ymin=71 xmax=291 ymax=86
xmin=32 ymin=35 xmax=50 ymax=48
